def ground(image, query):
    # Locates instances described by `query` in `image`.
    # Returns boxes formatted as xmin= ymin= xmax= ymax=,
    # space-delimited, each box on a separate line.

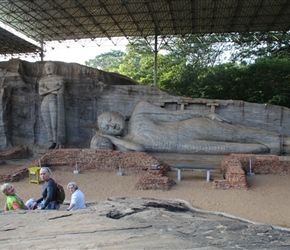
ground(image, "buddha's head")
xmin=97 ymin=111 xmax=126 ymax=136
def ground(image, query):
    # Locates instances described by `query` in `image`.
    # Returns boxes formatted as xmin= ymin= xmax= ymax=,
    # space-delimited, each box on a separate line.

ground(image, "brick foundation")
xmin=135 ymin=174 xmax=176 ymax=191
xmin=0 ymin=146 xmax=29 ymax=160
xmin=213 ymin=154 xmax=290 ymax=189
xmin=0 ymin=148 xmax=176 ymax=190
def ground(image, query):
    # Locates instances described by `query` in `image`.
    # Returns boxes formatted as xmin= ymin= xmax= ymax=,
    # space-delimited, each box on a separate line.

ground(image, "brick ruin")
xmin=0 ymin=146 xmax=29 ymax=160
xmin=0 ymin=148 xmax=176 ymax=190
xmin=2 ymin=147 xmax=290 ymax=191
xmin=213 ymin=154 xmax=290 ymax=189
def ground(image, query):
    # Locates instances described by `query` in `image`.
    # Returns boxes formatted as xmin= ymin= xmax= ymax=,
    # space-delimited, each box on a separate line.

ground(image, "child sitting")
xmin=1 ymin=183 xmax=29 ymax=211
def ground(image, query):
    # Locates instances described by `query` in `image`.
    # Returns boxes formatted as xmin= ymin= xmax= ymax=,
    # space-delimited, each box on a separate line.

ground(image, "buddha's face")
xmin=98 ymin=112 xmax=125 ymax=135
xmin=45 ymin=62 xmax=57 ymax=75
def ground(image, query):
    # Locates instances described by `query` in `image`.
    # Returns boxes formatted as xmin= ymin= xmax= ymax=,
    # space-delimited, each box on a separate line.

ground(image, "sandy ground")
xmin=1 ymin=154 xmax=290 ymax=229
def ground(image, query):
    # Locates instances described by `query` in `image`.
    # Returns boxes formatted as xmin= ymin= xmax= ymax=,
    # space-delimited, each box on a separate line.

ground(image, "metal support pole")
xmin=153 ymin=33 xmax=158 ymax=87
xmin=206 ymin=170 xmax=210 ymax=182
xmin=177 ymin=169 xmax=182 ymax=181
xmin=40 ymin=38 xmax=44 ymax=61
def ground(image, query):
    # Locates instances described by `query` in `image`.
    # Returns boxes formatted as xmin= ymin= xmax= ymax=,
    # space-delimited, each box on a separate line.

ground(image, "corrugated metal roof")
xmin=0 ymin=26 xmax=40 ymax=55
xmin=0 ymin=0 xmax=289 ymax=55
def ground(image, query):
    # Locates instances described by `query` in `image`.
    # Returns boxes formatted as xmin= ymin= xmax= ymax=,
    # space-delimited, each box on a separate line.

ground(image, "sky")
xmin=0 ymin=39 xmax=127 ymax=66
xmin=0 ymin=19 xmax=127 ymax=66
xmin=0 ymin=21 xmax=127 ymax=65
xmin=42 ymin=38 xmax=128 ymax=65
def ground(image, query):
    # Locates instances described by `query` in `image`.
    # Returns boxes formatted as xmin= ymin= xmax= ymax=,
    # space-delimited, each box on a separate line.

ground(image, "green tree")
xmin=245 ymin=57 xmax=290 ymax=107
xmin=158 ymin=34 xmax=233 ymax=96
xmin=228 ymin=31 xmax=290 ymax=63
xmin=85 ymin=33 xmax=290 ymax=107
xmin=190 ymin=63 xmax=248 ymax=100
xmin=118 ymin=38 xmax=155 ymax=85
xmin=164 ymin=34 xmax=230 ymax=67
xmin=85 ymin=50 xmax=125 ymax=72
xmin=189 ymin=57 xmax=290 ymax=108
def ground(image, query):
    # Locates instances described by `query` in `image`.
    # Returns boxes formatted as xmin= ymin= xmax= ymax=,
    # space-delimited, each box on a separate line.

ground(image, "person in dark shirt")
xmin=31 ymin=167 xmax=60 ymax=210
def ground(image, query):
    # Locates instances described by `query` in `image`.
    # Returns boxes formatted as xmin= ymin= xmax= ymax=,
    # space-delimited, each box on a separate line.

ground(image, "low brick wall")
xmin=0 ymin=148 xmax=176 ymax=190
xmin=0 ymin=167 xmax=29 ymax=182
xmin=37 ymin=149 xmax=157 ymax=173
xmin=0 ymin=146 xmax=29 ymax=160
xmin=0 ymin=146 xmax=30 ymax=182
xmin=213 ymin=154 xmax=290 ymax=189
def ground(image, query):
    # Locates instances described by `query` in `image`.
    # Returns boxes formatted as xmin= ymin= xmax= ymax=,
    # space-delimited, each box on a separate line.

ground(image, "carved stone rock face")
xmin=0 ymin=59 xmax=139 ymax=151
xmin=97 ymin=111 xmax=126 ymax=136
xmin=1 ymin=59 xmax=290 ymax=155
xmin=90 ymin=133 xmax=113 ymax=150
xmin=94 ymin=101 xmax=283 ymax=155
xmin=38 ymin=62 xmax=66 ymax=149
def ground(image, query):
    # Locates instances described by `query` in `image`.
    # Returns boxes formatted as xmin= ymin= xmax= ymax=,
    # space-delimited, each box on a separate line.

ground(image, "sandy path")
xmin=1 ymin=166 xmax=290 ymax=229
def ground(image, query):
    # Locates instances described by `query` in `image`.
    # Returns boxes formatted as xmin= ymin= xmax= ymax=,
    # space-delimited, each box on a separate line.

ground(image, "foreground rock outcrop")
xmin=0 ymin=197 xmax=289 ymax=249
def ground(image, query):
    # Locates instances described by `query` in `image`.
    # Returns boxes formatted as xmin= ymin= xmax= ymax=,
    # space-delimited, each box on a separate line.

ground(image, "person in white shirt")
xmin=66 ymin=182 xmax=86 ymax=211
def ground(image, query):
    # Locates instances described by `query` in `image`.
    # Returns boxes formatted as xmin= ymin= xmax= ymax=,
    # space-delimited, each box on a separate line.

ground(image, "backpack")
xmin=55 ymin=183 xmax=65 ymax=204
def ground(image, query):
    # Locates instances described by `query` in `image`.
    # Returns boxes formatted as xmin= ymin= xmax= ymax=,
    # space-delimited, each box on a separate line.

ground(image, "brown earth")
xmin=1 ymin=153 xmax=290 ymax=229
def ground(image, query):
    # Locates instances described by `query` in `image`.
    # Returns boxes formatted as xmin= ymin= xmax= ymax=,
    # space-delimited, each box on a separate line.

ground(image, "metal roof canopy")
xmin=0 ymin=26 xmax=40 ymax=55
xmin=0 ymin=0 xmax=290 ymax=85
xmin=0 ymin=0 xmax=290 ymax=45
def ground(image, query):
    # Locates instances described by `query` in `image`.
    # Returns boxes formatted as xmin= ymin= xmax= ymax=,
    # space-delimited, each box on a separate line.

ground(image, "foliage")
xmin=117 ymin=38 xmax=154 ymax=85
xmin=229 ymin=31 xmax=290 ymax=62
xmin=245 ymin=57 xmax=290 ymax=107
xmin=191 ymin=57 xmax=290 ymax=107
xmin=85 ymin=50 xmax=126 ymax=72
xmin=190 ymin=63 xmax=248 ymax=100
xmin=85 ymin=32 xmax=290 ymax=108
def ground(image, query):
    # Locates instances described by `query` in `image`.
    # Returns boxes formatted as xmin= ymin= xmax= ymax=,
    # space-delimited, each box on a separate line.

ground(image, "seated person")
xmin=92 ymin=101 xmax=282 ymax=155
xmin=1 ymin=183 xmax=29 ymax=211
xmin=66 ymin=182 xmax=86 ymax=211
xmin=31 ymin=167 xmax=61 ymax=210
